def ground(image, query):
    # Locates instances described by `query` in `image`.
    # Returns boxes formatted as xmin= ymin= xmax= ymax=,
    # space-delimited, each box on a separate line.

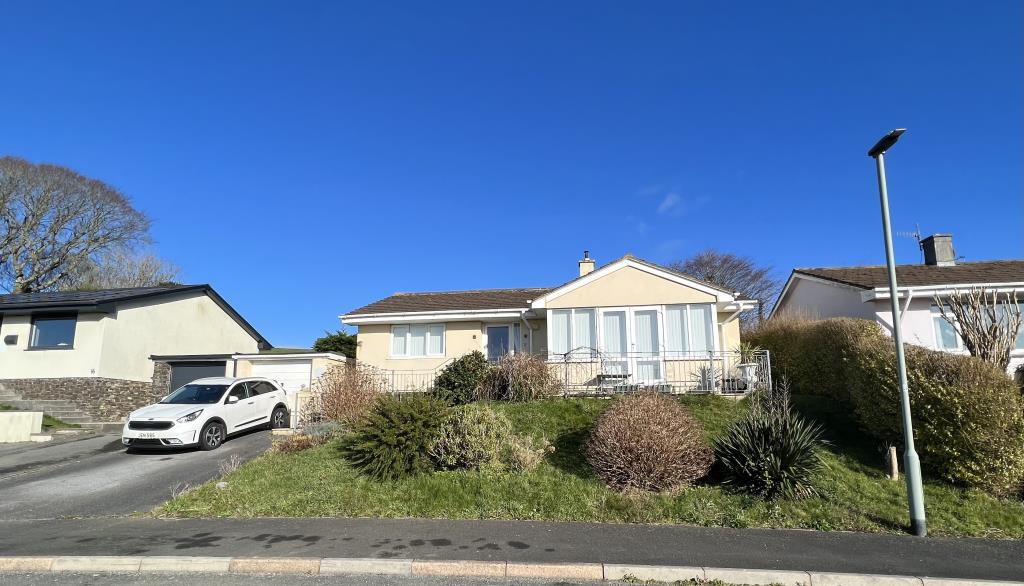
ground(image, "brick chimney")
xmin=921 ymin=234 xmax=956 ymax=266
xmin=578 ymin=250 xmax=595 ymax=276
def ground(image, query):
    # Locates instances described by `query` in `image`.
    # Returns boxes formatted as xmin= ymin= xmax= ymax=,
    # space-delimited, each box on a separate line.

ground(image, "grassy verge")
xmin=1 ymin=404 xmax=80 ymax=430
xmin=157 ymin=395 xmax=1024 ymax=538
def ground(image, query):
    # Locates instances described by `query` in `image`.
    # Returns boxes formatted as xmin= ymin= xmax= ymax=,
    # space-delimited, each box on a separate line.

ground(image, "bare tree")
xmin=934 ymin=288 xmax=1022 ymax=371
xmin=670 ymin=249 xmax=780 ymax=325
xmin=71 ymin=249 xmax=181 ymax=290
xmin=0 ymin=157 xmax=150 ymax=293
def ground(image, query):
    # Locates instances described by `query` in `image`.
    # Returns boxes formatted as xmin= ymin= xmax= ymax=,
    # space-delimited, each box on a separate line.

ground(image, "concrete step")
xmin=29 ymin=433 xmax=53 ymax=443
xmin=2 ymin=399 xmax=80 ymax=408
xmin=45 ymin=410 xmax=92 ymax=418
xmin=0 ymin=393 xmax=22 ymax=401
xmin=50 ymin=416 xmax=93 ymax=424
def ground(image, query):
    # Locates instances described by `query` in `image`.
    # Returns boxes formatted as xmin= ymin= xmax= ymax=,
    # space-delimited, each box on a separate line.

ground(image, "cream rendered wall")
xmin=97 ymin=292 xmax=261 ymax=381
xmin=357 ymin=321 xmax=483 ymax=371
xmin=719 ymin=318 xmax=741 ymax=351
xmin=0 ymin=312 xmax=106 ymax=378
xmin=546 ymin=265 xmax=716 ymax=309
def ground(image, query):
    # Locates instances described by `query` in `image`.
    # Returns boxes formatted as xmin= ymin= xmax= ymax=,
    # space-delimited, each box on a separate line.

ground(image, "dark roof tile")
xmin=794 ymin=260 xmax=1024 ymax=290
xmin=346 ymin=287 xmax=554 ymax=315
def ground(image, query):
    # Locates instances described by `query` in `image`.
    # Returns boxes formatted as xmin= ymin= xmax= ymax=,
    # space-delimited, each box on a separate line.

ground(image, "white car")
xmin=121 ymin=377 xmax=290 ymax=450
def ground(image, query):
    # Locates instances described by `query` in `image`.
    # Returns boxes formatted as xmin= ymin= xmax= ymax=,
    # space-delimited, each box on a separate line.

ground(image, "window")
xmin=391 ymin=323 xmax=445 ymax=357
xmin=30 ymin=314 xmax=76 ymax=348
xmin=665 ymin=304 xmax=715 ymax=354
xmin=550 ymin=309 xmax=596 ymax=356
xmin=930 ymin=305 xmax=962 ymax=351
xmin=251 ymin=381 xmax=277 ymax=395
xmin=227 ymin=382 xmax=251 ymax=402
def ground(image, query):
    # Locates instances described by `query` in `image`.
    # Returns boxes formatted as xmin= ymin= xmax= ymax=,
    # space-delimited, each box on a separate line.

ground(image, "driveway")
xmin=0 ymin=430 xmax=271 ymax=520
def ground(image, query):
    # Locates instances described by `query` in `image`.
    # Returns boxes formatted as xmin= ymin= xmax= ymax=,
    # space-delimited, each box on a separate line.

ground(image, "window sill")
xmin=387 ymin=355 xmax=446 ymax=360
xmin=26 ymin=346 xmax=75 ymax=351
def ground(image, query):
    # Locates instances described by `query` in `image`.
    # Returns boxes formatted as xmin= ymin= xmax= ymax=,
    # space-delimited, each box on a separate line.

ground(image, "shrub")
xmin=430 ymin=403 xmax=550 ymax=472
xmin=714 ymin=380 xmax=826 ymax=499
xmin=307 ymin=364 xmax=385 ymax=426
xmin=343 ymin=395 xmax=449 ymax=480
xmin=586 ymin=393 xmax=713 ymax=491
xmin=432 ymin=351 xmax=490 ymax=405
xmin=478 ymin=353 xmax=562 ymax=401
xmin=273 ymin=433 xmax=326 ymax=454
xmin=747 ymin=317 xmax=1024 ymax=494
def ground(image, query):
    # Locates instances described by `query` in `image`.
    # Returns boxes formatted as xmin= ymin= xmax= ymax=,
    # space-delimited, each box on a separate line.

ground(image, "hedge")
xmin=747 ymin=317 xmax=1024 ymax=494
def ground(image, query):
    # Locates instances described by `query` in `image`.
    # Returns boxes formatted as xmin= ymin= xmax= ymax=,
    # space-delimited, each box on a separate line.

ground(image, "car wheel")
xmin=270 ymin=406 xmax=289 ymax=429
xmin=199 ymin=421 xmax=226 ymax=451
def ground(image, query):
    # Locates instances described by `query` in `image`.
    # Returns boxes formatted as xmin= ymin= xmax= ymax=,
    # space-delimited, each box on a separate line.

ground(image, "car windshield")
xmin=160 ymin=384 xmax=228 ymax=404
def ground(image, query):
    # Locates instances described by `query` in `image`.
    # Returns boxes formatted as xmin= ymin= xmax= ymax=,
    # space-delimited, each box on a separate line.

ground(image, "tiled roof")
xmin=794 ymin=260 xmax=1024 ymax=290
xmin=346 ymin=287 xmax=554 ymax=315
xmin=0 ymin=285 xmax=203 ymax=310
xmin=344 ymin=255 xmax=746 ymax=317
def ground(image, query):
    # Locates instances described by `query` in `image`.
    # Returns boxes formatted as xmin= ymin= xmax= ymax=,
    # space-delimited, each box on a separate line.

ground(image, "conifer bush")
xmin=432 ymin=351 xmax=490 ymax=405
xmin=343 ymin=396 xmax=449 ymax=479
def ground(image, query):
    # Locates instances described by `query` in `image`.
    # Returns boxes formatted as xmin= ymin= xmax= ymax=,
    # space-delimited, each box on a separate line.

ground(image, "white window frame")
xmin=389 ymin=323 xmax=445 ymax=359
xmin=930 ymin=305 xmax=963 ymax=352
xmin=547 ymin=308 xmax=597 ymax=359
xmin=663 ymin=303 xmax=717 ymax=356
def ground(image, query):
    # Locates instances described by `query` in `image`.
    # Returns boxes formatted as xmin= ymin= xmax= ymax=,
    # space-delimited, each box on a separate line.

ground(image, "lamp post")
xmin=868 ymin=128 xmax=927 ymax=537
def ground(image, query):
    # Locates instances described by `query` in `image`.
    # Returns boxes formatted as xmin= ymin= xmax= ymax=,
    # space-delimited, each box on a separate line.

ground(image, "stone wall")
xmin=0 ymin=375 xmax=164 ymax=422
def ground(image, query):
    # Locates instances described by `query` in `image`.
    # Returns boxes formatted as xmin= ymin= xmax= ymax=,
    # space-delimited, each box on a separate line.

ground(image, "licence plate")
xmin=138 ymin=432 xmax=157 ymax=439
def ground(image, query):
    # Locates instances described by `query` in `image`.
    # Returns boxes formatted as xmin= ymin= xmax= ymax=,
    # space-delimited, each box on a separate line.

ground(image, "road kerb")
xmin=139 ymin=556 xmax=232 ymax=573
xmin=507 ymin=562 xmax=604 ymax=580
xmin=228 ymin=557 xmax=321 ymax=574
xmin=705 ymin=566 xmax=812 ymax=585
xmin=810 ymin=572 xmax=924 ymax=585
xmin=411 ymin=559 xmax=507 ymax=577
xmin=603 ymin=563 xmax=705 ymax=582
xmin=320 ymin=557 xmax=413 ymax=575
xmin=51 ymin=556 xmax=142 ymax=573
xmin=0 ymin=557 xmax=55 ymax=572
xmin=921 ymin=579 xmax=1024 ymax=586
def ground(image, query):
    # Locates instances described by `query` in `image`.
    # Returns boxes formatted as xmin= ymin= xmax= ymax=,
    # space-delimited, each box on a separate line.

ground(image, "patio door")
xmin=601 ymin=311 xmax=628 ymax=376
xmin=485 ymin=324 xmax=520 ymax=362
xmin=631 ymin=309 xmax=663 ymax=382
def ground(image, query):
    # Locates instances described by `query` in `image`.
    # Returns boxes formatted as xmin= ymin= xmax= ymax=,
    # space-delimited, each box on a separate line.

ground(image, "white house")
xmin=773 ymin=234 xmax=1024 ymax=374
xmin=0 ymin=285 xmax=271 ymax=423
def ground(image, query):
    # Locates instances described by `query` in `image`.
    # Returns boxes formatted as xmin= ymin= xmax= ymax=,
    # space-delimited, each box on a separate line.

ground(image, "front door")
xmin=486 ymin=325 xmax=511 ymax=362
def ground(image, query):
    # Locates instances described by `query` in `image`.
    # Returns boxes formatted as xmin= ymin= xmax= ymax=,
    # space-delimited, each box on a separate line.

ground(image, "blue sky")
xmin=1 ymin=1 xmax=1020 ymax=346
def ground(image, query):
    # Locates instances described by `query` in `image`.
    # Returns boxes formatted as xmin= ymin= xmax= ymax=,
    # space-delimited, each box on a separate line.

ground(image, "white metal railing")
xmin=548 ymin=347 xmax=771 ymax=396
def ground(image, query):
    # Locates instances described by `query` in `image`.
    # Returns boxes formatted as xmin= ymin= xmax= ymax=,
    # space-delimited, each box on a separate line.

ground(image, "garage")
xmin=169 ymin=361 xmax=228 ymax=390
xmin=233 ymin=352 xmax=349 ymax=393
xmin=250 ymin=359 xmax=313 ymax=393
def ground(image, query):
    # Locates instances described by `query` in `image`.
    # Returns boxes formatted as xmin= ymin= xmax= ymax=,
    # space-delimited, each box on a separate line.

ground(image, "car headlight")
xmin=176 ymin=409 xmax=204 ymax=423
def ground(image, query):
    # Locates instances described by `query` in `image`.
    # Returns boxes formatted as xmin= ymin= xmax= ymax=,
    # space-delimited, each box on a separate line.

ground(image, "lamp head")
xmin=868 ymin=128 xmax=907 ymax=158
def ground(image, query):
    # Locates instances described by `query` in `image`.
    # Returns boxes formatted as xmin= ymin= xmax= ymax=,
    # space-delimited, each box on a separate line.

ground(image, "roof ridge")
xmin=391 ymin=286 xmax=554 ymax=296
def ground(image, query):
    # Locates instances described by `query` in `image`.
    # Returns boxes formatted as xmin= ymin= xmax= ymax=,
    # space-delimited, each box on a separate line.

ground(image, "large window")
xmin=665 ymin=304 xmax=715 ymax=353
xmin=30 ymin=314 xmax=77 ymax=349
xmin=391 ymin=323 xmax=445 ymax=358
xmin=549 ymin=309 xmax=596 ymax=355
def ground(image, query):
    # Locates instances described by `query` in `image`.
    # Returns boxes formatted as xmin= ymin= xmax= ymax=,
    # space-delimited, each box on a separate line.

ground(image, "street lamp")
xmin=868 ymin=128 xmax=927 ymax=537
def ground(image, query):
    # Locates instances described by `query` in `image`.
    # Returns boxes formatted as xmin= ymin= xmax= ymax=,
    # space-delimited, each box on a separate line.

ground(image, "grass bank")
xmin=157 ymin=395 xmax=1024 ymax=538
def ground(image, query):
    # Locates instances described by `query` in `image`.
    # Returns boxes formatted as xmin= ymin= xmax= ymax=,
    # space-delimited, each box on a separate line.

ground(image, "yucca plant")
xmin=342 ymin=395 xmax=449 ymax=480
xmin=714 ymin=378 xmax=826 ymax=499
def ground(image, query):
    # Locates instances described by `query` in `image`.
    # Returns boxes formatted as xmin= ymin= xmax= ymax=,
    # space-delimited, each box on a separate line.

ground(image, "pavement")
xmin=0 ymin=430 xmax=270 ymax=520
xmin=0 ymin=517 xmax=1022 ymax=582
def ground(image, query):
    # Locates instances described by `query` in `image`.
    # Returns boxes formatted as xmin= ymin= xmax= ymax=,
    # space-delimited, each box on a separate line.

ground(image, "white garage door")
xmin=251 ymin=360 xmax=312 ymax=393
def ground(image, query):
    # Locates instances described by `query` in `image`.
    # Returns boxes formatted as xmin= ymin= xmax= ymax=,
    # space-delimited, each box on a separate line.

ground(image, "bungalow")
xmin=773 ymin=234 xmax=1024 ymax=373
xmin=341 ymin=253 xmax=766 ymax=394
xmin=0 ymin=285 xmax=271 ymax=423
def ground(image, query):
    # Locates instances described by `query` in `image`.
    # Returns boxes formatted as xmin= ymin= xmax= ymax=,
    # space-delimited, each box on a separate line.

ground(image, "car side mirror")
xmin=226 ymin=395 xmax=239 ymax=405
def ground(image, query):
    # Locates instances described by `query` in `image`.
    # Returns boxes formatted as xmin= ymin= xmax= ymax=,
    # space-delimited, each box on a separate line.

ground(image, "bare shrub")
xmin=218 ymin=454 xmax=243 ymax=477
xmin=272 ymin=434 xmax=326 ymax=454
xmin=586 ymin=393 xmax=713 ymax=492
xmin=934 ymin=288 xmax=1022 ymax=371
xmin=306 ymin=363 xmax=386 ymax=425
xmin=478 ymin=353 xmax=562 ymax=401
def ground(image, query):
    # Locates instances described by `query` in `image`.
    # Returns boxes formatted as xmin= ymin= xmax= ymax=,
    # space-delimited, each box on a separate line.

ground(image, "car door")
xmin=223 ymin=381 xmax=260 ymax=430
xmin=248 ymin=380 xmax=277 ymax=422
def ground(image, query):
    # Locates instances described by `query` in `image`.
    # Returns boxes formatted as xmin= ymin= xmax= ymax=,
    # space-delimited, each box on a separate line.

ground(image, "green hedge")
xmin=747 ymin=318 xmax=1024 ymax=494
